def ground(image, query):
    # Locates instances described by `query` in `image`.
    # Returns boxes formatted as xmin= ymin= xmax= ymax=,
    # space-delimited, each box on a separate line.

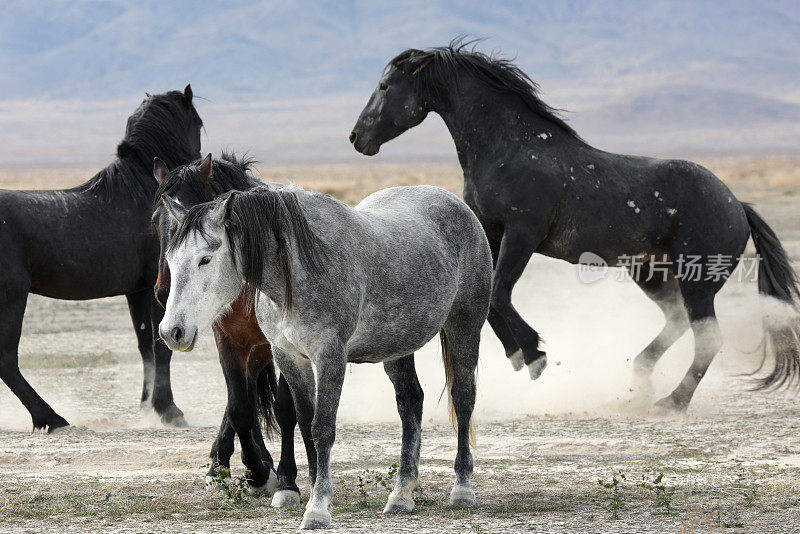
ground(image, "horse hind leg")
xmin=0 ymin=275 xmax=69 ymax=432
xmin=631 ymin=275 xmax=690 ymax=399
xmin=382 ymin=354 xmax=423 ymax=514
xmin=441 ymin=319 xmax=481 ymax=508
xmin=655 ymin=281 xmax=724 ymax=413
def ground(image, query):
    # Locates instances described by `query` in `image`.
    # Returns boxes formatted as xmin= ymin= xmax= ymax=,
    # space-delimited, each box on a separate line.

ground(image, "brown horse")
xmin=152 ymin=154 xmax=315 ymax=506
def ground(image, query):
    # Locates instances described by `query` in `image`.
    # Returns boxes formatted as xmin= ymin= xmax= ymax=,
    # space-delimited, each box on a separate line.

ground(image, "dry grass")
xmin=2 ymin=156 xmax=794 ymax=206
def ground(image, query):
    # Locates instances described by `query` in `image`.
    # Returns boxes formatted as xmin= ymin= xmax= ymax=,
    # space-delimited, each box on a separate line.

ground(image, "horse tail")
xmin=743 ymin=202 xmax=800 ymax=390
xmin=439 ymin=330 xmax=476 ymax=447
xmin=256 ymin=358 xmax=279 ymax=437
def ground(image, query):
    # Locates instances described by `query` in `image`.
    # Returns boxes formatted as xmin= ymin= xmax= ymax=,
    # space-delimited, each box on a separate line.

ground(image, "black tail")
xmin=255 ymin=359 xmax=279 ymax=437
xmin=743 ymin=203 xmax=800 ymax=390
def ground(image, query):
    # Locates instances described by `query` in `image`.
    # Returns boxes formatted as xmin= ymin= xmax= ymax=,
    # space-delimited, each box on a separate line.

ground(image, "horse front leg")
xmin=125 ymin=291 xmax=155 ymax=410
xmin=303 ymin=340 xmax=346 ymax=530
xmin=271 ymin=374 xmax=304 ymax=507
xmin=485 ymin=235 xmax=522 ymax=367
xmin=273 ymin=342 xmax=343 ymax=529
xmin=491 ymin=224 xmax=547 ymax=379
xmin=216 ymin=338 xmax=277 ymax=494
xmin=205 ymin=412 xmax=235 ymax=488
xmin=148 ymin=297 xmax=186 ymax=426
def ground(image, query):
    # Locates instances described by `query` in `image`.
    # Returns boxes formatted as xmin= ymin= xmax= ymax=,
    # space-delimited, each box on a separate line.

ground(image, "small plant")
xmin=637 ymin=473 xmax=677 ymax=515
xmin=732 ymin=459 xmax=759 ymax=507
xmin=210 ymin=466 xmax=251 ymax=506
xmin=356 ymin=462 xmax=400 ymax=502
xmin=597 ymin=471 xmax=626 ymax=519
xmin=336 ymin=463 xmax=400 ymax=512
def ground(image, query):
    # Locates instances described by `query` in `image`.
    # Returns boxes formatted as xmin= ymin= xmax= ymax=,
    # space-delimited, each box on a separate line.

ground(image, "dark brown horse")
xmin=152 ymin=154 xmax=314 ymax=506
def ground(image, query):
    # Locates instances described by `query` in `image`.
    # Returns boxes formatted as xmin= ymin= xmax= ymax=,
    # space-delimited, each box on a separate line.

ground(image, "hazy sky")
xmin=1 ymin=0 xmax=798 ymax=165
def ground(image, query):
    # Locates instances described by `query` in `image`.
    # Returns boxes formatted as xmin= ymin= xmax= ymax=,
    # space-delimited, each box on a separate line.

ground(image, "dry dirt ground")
xmin=0 ymin=157 xmax=799 ymax=533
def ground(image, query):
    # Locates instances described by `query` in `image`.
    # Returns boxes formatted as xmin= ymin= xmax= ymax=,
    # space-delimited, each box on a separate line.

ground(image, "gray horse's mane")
xmin=169 ymin=186 xmax=326 ymax=312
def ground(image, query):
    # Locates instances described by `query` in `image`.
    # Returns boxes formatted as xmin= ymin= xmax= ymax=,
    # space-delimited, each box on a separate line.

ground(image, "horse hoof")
xmin=204 ymin=474 xmax=229 ymax=491
xmin=653 ymin=395 xmax=687 ymax=415
xmin=271 ymin=489 xmax=302 ymax=508
xmin=449 ymin=484 xmax=475 ymax=507
xmin=247 ymin=469 xmax=278 ymax=497
xmin=46 ymin=415 xmax=71 ymax=434
xmin=300 ymin=508 xmax=331 ymax=529
xmin=383 ymin=495 xmax=414 ymax=514
xmin=160 ymin=410 xmax=187 ymax=428
xmin=527 ymin=355 xmax=547 ymax=380
xmin=508 ymin=349 xmax=524 ymax=371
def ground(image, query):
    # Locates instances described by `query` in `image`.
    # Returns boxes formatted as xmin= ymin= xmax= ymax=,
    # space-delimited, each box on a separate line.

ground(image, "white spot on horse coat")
xmin=667 ymin=208 xmax=677 ymax=216
xmin=654 ymin=191 xmax=660 ymax=197
xmin=627 ymin=200 xmax=640 ymax=214
xmin=537 ymin=132 xmax=550 ymax=140
xmin=140 ymin=323 xmax=146 ymax=330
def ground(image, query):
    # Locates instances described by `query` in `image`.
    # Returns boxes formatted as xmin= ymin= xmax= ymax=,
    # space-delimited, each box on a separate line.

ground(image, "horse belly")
xmin=345 ymin=281 xmax=457 ymax=363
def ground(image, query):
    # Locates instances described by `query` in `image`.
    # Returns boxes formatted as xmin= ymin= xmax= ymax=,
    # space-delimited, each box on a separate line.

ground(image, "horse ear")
xmin=209 ymin=191 xmax=237 ymax=228
xmin=184 ymin=84 xmax=193 ymax=104
xmin=162 ymin=196 xmax=187 ymax=225
xmin=411 ymin=55 xmax=434 ymax=75
xmin=196 ymin=153 xmax=213 ymax=184
xmin=153 ymin=157 xmax=169 ymax=184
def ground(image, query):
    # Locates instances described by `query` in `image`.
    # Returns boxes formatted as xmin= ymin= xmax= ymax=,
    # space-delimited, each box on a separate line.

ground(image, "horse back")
xmin=0 ymin=188 xmax=155 ymax=298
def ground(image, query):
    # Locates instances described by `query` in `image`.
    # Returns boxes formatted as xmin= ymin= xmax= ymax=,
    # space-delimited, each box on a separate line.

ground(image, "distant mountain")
xmin=0 ymin=0 xmax=798 ymax=164
xmin=572 ymin=86 xmax=800 ymax=154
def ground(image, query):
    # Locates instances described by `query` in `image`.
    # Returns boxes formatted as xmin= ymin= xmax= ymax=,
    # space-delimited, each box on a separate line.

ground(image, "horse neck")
xmin=430 ymin=81 xmax=583 ymax=179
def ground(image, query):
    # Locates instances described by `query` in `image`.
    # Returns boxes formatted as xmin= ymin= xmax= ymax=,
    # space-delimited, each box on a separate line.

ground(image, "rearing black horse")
xmin=0 ymin=86 xmax=202 ymax=431
xmin=350 ymin=40 xmax=800 ymax=412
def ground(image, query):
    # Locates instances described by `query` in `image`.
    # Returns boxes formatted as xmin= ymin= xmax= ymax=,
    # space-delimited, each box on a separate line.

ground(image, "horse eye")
xmin=378 ymin=82 xmax=388 ymax=91
xmin=199 ymin=256 xmax=212 ymax=267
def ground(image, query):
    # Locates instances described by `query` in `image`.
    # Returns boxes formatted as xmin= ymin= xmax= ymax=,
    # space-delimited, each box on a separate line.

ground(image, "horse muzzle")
xmin=159 ymin=323 xmax=198 ymax=352
xmin=349 ymin=130 xmax=380 ymax=156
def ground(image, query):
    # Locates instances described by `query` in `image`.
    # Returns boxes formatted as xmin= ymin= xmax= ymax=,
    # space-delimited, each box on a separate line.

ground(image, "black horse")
xmin=0 ymin=86 xmax=202 ymax=431
xmin=350 ymin=40 xmax=800 ymax=412
xmin=152 ymin=154 xmax=315 ymax=505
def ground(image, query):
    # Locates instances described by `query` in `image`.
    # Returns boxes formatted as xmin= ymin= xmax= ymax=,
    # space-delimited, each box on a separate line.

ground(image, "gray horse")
xmin=158 ymin=180 xmax=492 ymax=529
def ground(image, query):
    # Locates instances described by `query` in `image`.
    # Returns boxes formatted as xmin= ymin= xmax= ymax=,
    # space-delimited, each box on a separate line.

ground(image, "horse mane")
xmin=169 ymin=185 xmax=326 ymax=313
xmin=153 ymin=151 xmax=260 ymax=212
xmin=388 ymin=37 xmax=582 ymax=141
xmin=75 ymin=90 xmax=202 ymax=204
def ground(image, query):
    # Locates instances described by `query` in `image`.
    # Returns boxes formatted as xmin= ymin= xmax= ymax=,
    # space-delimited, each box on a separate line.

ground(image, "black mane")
xmin=75 ymin=90 xmax=202 ymax=203
xmin=169 ymin=185 xmax=326 ymax=312
xmin=153 ymin=151 xmax=260 ymax=212
xmin=389 ymin=37 xmax=582 ymax=141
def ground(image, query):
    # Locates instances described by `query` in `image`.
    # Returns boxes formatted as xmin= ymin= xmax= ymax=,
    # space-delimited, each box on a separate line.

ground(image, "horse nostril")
xmin=349 ymin=131 xmax=358 ymax=144
xmin=171 ymin=326 xmax=183 ymax=342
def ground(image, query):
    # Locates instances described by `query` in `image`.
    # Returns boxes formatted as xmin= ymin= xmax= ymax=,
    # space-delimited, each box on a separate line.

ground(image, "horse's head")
xmin=158 ymin=190 xmax=243 ymax=352
xmin=151 ymin=153 xmax=257 ymax=310
xmin=151 ymin=155 xmax=212 ymax=308
xmin=350 ymin=49 xmax=432 ymax=156
xmin=120 ymin=84 xmax=202 ymax=168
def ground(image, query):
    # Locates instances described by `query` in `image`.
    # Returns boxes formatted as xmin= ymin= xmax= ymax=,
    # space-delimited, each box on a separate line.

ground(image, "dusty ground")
xmin=0 ymin=157 xmax=799 ymax=533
